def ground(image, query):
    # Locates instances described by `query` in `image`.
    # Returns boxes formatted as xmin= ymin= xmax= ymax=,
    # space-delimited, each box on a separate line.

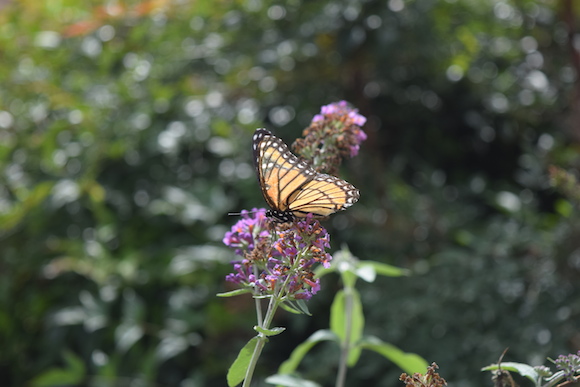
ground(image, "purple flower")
xmin=223 ymin=208 xmax=269 ymax=256
xmin=224 ymin=211 xmax=332 ymax=301
xmin=295 ymin=101 xmax=367 ymax=174
xmin=313 ymin=101 xmax=367 ymax=128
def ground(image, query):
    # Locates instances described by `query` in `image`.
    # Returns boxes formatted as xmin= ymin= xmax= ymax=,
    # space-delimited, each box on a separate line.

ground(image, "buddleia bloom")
xmin=293 ymin=100 xmax=368 ymax=175
xmin=223 ymin=213 xmax=332 ymax=301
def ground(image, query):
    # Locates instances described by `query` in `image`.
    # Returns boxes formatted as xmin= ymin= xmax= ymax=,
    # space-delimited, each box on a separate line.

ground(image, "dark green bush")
xmin=0 ymin=1 xmax=578 ymax=386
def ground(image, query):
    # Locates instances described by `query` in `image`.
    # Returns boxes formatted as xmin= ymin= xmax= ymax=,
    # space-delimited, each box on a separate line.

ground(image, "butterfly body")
xmin=253 ymin=128 xmax=359 ymax=222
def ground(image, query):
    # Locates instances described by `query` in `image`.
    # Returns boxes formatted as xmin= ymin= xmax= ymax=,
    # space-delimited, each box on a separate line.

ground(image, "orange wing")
xmin=253 ymin=128 xmax=359 ymax=221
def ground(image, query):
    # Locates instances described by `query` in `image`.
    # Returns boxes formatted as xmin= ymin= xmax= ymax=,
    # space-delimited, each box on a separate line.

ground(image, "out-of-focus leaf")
xmin=359 ymin=336 xmax=428 ymax=375
xmin=358 ymin=261 xmax=410 ymax=278
xmin=330 ymin=289 xmax=365 ymax=366
xmin=481 ymin=362 xmax=538 ymax=383
xmin=278 ymin=330 xmax=338 ymax=374
xmin=29 ymin=350 xmax=85 ymax=387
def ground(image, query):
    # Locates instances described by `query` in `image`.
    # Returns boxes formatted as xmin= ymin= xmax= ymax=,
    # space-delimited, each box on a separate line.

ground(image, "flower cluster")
xmin=222 ymin=208 xmax=269 ymax=256
xmin=554 ymin=351 xmax=580 ymax=381
xmin=293 ymin=100 xmax=367 ymax=175
xmin=224 ymin=212 xmax=332 ymax=301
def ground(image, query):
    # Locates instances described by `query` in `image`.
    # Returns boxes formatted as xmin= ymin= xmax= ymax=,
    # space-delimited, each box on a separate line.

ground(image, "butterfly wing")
xmin=253 ymin=128 xmax=314 ymax=213
xmin=253 ymin=128 xmax=359 ymax=220
xmin=287 ymin=173 xmax=360 ymax=217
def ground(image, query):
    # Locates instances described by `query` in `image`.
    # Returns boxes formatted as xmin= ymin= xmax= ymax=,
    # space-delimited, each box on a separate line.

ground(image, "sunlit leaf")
xmin=254 ymin=325 xmax=286 ymax=336
xmin=265 ymin=373 xmax=321 ymax=387
xmin=481 ymin=362 xmax=538 ymax=383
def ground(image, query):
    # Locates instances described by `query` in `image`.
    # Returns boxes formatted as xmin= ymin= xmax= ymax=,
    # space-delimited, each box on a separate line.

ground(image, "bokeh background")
xmin=1 ymin=0 xmax=579 ymax=386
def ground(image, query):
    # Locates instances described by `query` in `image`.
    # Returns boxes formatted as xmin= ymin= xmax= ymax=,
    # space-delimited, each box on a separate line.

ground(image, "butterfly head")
xmin=266 ymin=209 xmax=295 ymax=223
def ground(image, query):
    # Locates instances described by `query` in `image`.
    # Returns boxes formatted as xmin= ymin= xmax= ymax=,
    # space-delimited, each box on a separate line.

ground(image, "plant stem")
xmin=242 ymin=335 xmax=267 ymax=387
xmin=335 ymin=287 xmax=354 ymax=387
xmin=242 ymin=295 xmax=280 ymax=387
xmin=253 ymin=265 xmax=263 ymax=326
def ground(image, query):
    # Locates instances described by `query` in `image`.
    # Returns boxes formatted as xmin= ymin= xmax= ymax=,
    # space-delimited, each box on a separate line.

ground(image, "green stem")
xmin=253 ymin=265 xmax=263 ymax=326
xmin=242 ymin=239 xmax=312 ymax=386
xmin=335 ymin=286 xmax=354 ymax=387
xmin=242 ymin=295 xmax=280 ymax=387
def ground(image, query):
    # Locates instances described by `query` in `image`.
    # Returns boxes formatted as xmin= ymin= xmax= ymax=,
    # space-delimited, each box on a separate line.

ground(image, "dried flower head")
xmin=400 ymin=363 xmax=447 ymax=387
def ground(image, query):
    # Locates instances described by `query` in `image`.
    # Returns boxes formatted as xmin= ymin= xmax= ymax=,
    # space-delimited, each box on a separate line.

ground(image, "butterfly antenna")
xmin=227 ymin=209 xmax=260 ymax=217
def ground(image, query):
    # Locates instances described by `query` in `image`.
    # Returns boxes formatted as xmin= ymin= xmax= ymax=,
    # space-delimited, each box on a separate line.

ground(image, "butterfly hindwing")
xmin=252 ymin=128 xmax=359 ymax=221
xmin=288 ymin=174 xmax=359 ymax=217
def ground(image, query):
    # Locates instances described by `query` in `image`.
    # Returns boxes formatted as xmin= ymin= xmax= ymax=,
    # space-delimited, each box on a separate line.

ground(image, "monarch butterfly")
xmin=253 ymin=128 xmax=359 ymax=222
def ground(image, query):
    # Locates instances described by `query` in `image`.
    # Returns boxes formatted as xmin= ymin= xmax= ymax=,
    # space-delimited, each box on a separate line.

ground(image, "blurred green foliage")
xmin=0 ymin=0 xmax=579 ymax=386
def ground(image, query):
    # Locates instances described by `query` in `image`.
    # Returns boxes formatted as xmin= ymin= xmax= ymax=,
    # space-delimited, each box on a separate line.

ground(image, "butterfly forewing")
xmin=252 ymin=128 xmax=359 ymax=220
xmin=253 ymin=129 xmax=313 ymax=212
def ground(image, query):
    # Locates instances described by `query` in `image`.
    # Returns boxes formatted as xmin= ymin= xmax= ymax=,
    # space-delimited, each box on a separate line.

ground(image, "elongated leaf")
xmin=278 ymin=330 xmax=337 ymax=374
xmin=254 ymin=325 xmax=286 ymax=336
xmin=481 ymin=362 xmax=538 ymax=383
xmin=217 ymin=289 xmax=253 ymax=297
xmin=227 ymin=337 xmax=259 ymax=387
xmin=360 ymin=336 xmax=428 ymax=374
xmin=280 ymin=300 xmax=311 ymax=315
xmin=330 ymin=289 xmax=365 ymax=359
xmin=293 ymin=299 xmax=311 ymax=315
xmin=354 ymin=264 xmax=376 ymax=282
xmin=280 ymin=302 xmax=304 ymax=315
xmin=360 ymin=261 xmax=410 ymax=277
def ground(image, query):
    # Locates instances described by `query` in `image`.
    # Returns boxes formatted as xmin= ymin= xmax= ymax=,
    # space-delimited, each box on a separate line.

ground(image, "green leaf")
xmin=555 ymin=199 xmax=573 ymax=218
xmin=340 ymin=269 xmax=358 ymax=288
xmin=254 ymin=325 xmax=286 ymax=336
xmin=360 ymin=336 xmax=429 ymax=374
xmin=330 ymin=289 xmax=365 ymax=354
xmin=481 ymin=362 xmax=539 ymax=383
xmin=278 ymin=330 xmax=338 ymax=374
xmin=280 ymin=302 xmax=304 ymax=315
xmin=115 ymin=322 xmax=144 ymax=352
xmin=280 ymin=300 xmax=311 ymax=315
xmin=0 ymin=181 xmax=54 ymax=231
xmin=227 ymin=337 xmax=259 ymax=387
xmin=294 ymin=299 xmax=311 ymax=315
xmin=217 ymin=289 xmax=253 ymax=298
xmin=265 ymin=373 xmax=322 ymax=387
xmin=360 ymin=261 xmax=410 ymax=278
xmin=354 ymin=264 xmax=376 ymax=282
xmin=30 ymin=350 xmax=85 ymax=386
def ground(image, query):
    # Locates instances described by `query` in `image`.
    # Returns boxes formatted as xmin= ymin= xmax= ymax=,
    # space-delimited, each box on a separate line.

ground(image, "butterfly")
xmin=253 ymin=128 xmax=359 ymax=222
